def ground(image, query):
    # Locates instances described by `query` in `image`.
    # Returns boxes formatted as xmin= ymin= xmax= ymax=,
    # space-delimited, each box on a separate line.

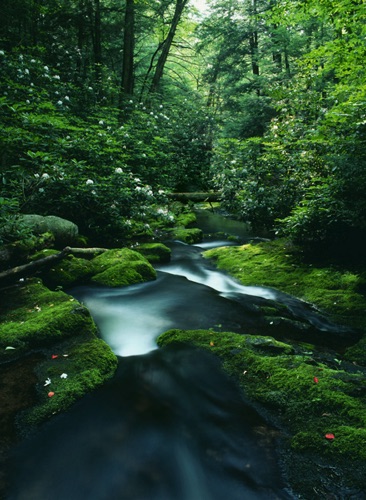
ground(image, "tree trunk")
xmin=149 ymin=0 xmax=189 ymax=95
xmin=120 ymin=0 xmax=135 ymax=98
xmin=93 ymin=0 xmax=102 ymax=83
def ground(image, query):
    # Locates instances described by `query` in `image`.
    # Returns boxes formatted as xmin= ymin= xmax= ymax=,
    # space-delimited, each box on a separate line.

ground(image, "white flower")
xmin=54 ymin=75 xmax=60 ymax=80
xmin=24 ymin=68 xmax=29 ymax=74
xmin=64 ymin=95 xmax=70 ymax=101
xmin=0 ymin=50 xmax=5 ymax=56
xmin=42 ymin=173 xmax=50 ymax=179
xmin=134 ymin=178 xmax=141 ymax=183
xmin=86 ymin=179 xmax=94 ymax=185
xmin=99 ymin=120 xmax=104 ymax=125
xmin=34 ymin=173 xmax=40 ymax=178
xmin=44 ymin=378 xmax=51 ymax=386
xmin=91 ymin=190 xmax=96 ymax=195
xmin=39 ymin=188 xmax=45 ymax=193
xmin=57 ymin=100 xmax=63 ymax=105
xmin=60 ymin=373 xmax=68 ymax=379
xmin=44 ymin=65 xmax=49 ymax=71
xmin=115 ymin=167 xmax=123 ymax=174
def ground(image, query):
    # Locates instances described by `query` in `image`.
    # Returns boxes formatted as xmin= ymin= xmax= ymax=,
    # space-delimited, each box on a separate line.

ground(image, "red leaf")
xmin=51 ymin=354 xmax=58 ymax=359
xmin=48 ymin=391 xmax=55 ymax=398
xmin=325 ymin=433 xmax=335 ymax=440
xmin=313 ymin=377 xmax=319 ymax=384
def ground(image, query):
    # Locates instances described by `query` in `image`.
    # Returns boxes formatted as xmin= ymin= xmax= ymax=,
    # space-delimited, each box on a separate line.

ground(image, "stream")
xmin=7 ymin=210 xmax=356 ymax=499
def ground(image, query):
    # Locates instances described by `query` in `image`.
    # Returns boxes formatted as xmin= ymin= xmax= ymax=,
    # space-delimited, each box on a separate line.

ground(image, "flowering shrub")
xmin=0 ymin=50 xmax=211 ymax=244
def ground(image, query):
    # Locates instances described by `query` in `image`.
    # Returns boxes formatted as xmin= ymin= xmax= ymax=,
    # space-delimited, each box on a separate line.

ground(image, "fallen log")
xmin=0 ymin=247 xmax=107 ymax=282
xmin=167 ymin=191 xmax=221 ymax=203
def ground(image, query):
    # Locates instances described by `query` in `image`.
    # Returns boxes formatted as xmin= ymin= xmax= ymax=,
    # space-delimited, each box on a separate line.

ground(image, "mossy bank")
xmin=203 ymin=238 xmax=366 ymax=364
xmin=158 ymin=329 xmax=366 ymax=497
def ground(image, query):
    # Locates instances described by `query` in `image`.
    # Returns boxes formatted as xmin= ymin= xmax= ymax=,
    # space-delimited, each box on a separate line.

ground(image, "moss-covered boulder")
xmin=30 ymin=249 xmax=96 ymax=288
xmin=157 ymin=328 xmax=366 ymax=497
xmin=0 ymin=279 xmax=117 ymax=431
xmin=17 ymin=215 xmax=79 ymax=246
xmin=171 ymin=227 xmax=203 ymax=244
xmin=91 ymin=248 xmax=157 ymax=287
xmin=135 ymin=243 xmax=171 ymax=264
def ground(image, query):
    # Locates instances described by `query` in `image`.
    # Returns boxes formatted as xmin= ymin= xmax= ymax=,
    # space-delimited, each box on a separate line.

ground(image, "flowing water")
xmin=7 ymin=210 xmax=355 ymax=499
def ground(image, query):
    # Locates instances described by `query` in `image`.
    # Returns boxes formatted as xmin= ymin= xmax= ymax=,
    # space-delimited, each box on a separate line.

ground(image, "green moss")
xmin=19 ymin=337 xmax=117 ymax=430
xmin=291 ymin=427 xmax=366 ymax=460
xmin=175 ymin=211 xmax=197 ymax=227
xmin=171 ymin=227 xmax=203 ymax=244
xmin=0 ymin=280 xmax=97 ymax=359
xmin=135 ymin=243 xmax=171 ymax=263
xmin=157 ymin=328 xmax=366 ymax=461
xmin=203 ymin=239 xmax=366 ymax=330
xmin=40 ymin=251 xmax=95 ymax=288
xmin=0 ymin=279 xmax=117 ymax=431
xmin=91 ymin=248 xmax=157 ymax=287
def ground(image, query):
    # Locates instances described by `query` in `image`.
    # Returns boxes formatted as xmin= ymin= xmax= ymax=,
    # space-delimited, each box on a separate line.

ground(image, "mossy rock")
xmin=0 ymin=279 xmax=117 ymax=431
xmin=30 ymin=249 xmax=96 ymax=288
xmin=135 ymin=243 xmax=171 ymax=263
xmin=175 ymin=211 xmax=197 ymax=227
xmin=18 ymin=336 xmax=117 ymax=431
xmin=157 ymin=328 xmax=366 ymax=462
xmin=171 ymin=227 xmax=203 ymax=244
xmin=0 ymin=280 xmax=97 ymax=358
xmin=17 ymin=214 xmax=79 ymax=246
xmin=91 ymin=248 xmax=157 ymax=287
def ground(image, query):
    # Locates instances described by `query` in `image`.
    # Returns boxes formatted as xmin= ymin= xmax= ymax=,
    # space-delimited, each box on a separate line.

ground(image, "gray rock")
xmin=18 ymin=214 xmax=79 ymax=245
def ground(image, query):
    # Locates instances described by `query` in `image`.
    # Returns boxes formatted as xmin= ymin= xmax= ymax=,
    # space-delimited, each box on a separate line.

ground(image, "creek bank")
xmin=203 ymin=238 xmax=366 ymax=364
xmin=157 ymin=329 xmax=366 ymax=498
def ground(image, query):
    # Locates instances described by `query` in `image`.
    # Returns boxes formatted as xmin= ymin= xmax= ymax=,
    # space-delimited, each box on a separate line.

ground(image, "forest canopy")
xmin=1 ymin=0 xmax=365 ymax=257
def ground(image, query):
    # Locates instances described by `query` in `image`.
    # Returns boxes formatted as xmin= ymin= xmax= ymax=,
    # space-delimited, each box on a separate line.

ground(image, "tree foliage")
xmin=0 ymin=0 xmax=365 ymax=257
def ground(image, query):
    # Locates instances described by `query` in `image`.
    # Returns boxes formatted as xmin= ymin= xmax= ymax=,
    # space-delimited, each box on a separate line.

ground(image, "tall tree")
xmin=120 ymin=0 xmax=135 ymax=98
xmin=148 ymin=0 xmax=189 ymax=94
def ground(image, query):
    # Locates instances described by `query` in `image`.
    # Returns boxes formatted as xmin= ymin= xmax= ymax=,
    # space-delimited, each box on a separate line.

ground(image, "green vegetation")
xmin=91 ymin=248 xmax=157 ymax=287
xmin=0 ymin=279 xmax=117 ymax=429
xmin=204 ymin=239 xmax=366 ymax=332
xmin=134 ymin=243 xmax=171 ymax=264
xmin=157 ymin=329 xmax=366 ymax=462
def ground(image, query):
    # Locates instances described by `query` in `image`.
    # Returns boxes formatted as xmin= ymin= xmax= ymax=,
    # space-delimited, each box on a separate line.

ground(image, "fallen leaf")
xmin=325 ymin=433 xmax=335 ymax=440
xmin=48 ymin=391 xmax=55 ymax=398
xmin=209 ymin=341 xmax=215 ymax=346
